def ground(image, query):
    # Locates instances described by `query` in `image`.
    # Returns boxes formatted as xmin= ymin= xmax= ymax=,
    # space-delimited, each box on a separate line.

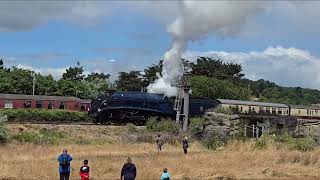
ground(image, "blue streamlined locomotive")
xmin=90 ymin=91 xmax=219 ymax=125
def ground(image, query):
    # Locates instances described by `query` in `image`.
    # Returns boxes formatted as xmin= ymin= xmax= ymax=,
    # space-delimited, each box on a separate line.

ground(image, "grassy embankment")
xmin=1 ymin=124 xmax=320 ymax=179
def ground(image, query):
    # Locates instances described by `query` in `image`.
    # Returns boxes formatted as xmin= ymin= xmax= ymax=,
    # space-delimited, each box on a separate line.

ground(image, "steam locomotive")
xmin=89 ymin=91 xmax=219 ymax=125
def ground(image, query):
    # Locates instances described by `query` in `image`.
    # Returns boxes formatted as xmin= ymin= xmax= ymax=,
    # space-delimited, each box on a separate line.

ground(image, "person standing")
xmin=156 ymin=134 xmax=164 ymax=153
xmin=182 ymin=137 xmax=189 ymax=154
xmin=121 ymin=157 xmax=137 ymax=180
xmin=161 ymin=168 xmax=171 ymax=180
xmin=57 ymin=149 xmax=73 ymax=180
xmin=79 ymin=160 xmax=90 ymax=180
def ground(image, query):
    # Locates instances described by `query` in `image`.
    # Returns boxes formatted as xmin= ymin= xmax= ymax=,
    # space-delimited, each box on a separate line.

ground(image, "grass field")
xmin=1 ymin=124 xmax=320 ymax=179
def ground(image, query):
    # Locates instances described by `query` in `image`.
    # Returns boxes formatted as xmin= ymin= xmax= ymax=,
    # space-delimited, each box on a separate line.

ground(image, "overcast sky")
xmin=1 ymin=1 xmax=320 ymax=89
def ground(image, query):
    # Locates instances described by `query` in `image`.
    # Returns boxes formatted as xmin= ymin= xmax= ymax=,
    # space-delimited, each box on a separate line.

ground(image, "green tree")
xmin=115 ymin=71 xmax=143 ymax=91
xmin=0 ymin=69 xmax=12 ymax=93
xmin=83 ymin=72 xmax=110 ymax=99
xmin=35 ymin=74 xmax=57 ymax=95
xmin=190 ymin=57 xmax=244 ymax=81
xmin=190 ymin=76 xmax=251 ymax=100
xmin=62 ymin=61 xmax=85 ymax=82
xmin=143 ymin=60 xmax=163 ymax=85
xmin=0 ymin=59 xmax=3 ymax=70
xmin=10 ymin=67 xmax=33 ymax=94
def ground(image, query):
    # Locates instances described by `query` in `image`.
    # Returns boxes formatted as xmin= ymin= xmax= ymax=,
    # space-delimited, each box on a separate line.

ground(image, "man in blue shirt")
xmin=57 ymin=149 xmax=73 ymax=180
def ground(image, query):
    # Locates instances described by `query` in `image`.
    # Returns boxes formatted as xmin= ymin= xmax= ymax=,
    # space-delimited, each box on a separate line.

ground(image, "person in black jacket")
xmin=121 ymin=157 xmax=137 ymax=180
xmin=182 ymin=137 xmax=189 ymax=154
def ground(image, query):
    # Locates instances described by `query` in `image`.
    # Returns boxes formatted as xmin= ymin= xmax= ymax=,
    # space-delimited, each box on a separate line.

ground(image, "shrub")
xmin=126 ymin=123 xmax=138 ymax=133
xmin=0 ymin=114 xmax=9 ymax=143
xmin=0 ymin=109 xmax=91 ymax=122
xmin=202 ymin=132 xmax=228 ymax=150
xmin=214 ymin=106 xmax=233 ymax=115
xmin=146 ymin=118 xmax=180 ymax=134
xmin=288 ymin=137 xmax=316 ymax=152
xmin=189 ymin=117 xmax=205 ymax=138
xmin=0 ymin=124 xmax=9 ymax=143
xmin=14 ymin=128 xmax=67 ymax=144
xmin=255 ymin=134 xmax=271 ymax=150
xmin=14 ymin=131 xmax=38 ymax=143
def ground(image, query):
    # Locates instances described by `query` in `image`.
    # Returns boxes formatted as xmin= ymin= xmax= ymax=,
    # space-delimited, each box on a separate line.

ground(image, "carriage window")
xmin=240 ymin=106 xmax=243 ymax=112
xmin=36 ymin=101 xmax=43 ymax=108
xmin=307 ymin=110 xmax=309 ymax=115
xmin=266 ymin=107 xmax=270 ymax=113
xmin=259 ymin=106 xmax=263 ymax=111
xmin=4 ymin=100 xmax=13 ymax=109
xmin=298 ymin=110 xmax=300 ymax=114
xmin=59 ymin=102 xmax=65 ymax=109
xmin=249 ymin=106 xmax=252 ymax=111
xmin=278 ymin=108 xmax=282 ymax=114
xmin=48 ymin=101 xmax=54 ymax=109
xmin=272 ymin=108 xmax=276 ymax=114
xmin=24 ymin=100 xmax=32 ymax=108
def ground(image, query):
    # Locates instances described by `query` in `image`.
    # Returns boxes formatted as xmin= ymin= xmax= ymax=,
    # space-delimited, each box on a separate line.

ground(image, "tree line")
xmin=1 ymin=58 xmax=320 ymax=105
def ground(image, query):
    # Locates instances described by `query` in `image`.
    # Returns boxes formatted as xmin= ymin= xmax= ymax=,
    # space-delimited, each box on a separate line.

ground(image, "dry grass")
xmin=2 ymin=124 xmax=320 ymax=179
xmin=1 ymin=141 xmax=320 ymax=179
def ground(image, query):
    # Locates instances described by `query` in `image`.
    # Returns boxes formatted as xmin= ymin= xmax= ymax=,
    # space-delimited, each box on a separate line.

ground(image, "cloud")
xmin=15 ymin=52 xmax=70 ymax=60
xmin=15 ymin=64 xmax=68 ymax=79
xmin=95 ymin=47 xmax=153 ymax=56
xmin=0 ymin=1 xmax=110 ymax=31
xmin=184 ymin=46 xmax=320 ymax=89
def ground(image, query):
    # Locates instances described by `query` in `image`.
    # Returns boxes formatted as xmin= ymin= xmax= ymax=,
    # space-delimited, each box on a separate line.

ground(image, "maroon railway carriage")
xmin=0 ymin=93 xmax=91 ymax=111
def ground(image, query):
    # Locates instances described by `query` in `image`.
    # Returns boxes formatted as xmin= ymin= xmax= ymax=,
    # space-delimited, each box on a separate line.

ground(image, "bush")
xmin=253 ymin=133 xmax=316 ymax=152
xmin=14 ymin=128 xmax=67 ymax=144
xmin=126 ymin=123 xmax=138 ymax=133
xmin=0 ymin=124 xmax=9 ymax=143
xmin=189 ymin=117 xmax=205 ymax=138
xmin=214 ymin=106 xmax=233 ymax=115
xmin=146 ymin=118 xmax=180 ymax=134
xmin=202 ymin=133 xmax=228 ymax=150
xmin=0 ymin=109 xmax=91 ymax=122
xmin=255 ymin=134 xmax=270 ymax=150
xmin=288 ymin=137 xmax=316 ymax=152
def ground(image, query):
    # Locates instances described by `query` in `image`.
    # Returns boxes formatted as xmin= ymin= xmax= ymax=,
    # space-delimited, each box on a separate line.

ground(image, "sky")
xmin=1 ymin=1 xmax=320 ymax=89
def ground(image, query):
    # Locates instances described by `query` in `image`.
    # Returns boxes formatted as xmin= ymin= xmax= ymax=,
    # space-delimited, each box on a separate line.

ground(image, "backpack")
xmin=61 ymin=155 xmax=70 ymax=169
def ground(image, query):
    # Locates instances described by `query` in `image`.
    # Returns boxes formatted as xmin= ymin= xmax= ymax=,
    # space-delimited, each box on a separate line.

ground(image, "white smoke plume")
xmin=147 ymin=1 xmax=262 ymax=97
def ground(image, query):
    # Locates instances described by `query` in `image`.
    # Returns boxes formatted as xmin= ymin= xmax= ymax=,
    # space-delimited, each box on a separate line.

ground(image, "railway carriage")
xmin=217 ymin=99 xmax=290 ymax=116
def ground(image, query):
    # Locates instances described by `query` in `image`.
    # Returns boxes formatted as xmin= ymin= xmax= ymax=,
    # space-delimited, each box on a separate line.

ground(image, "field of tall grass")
xmin=1 ymin=140 xmax=320 ymax=179
xmin=1 ymin=123 xmax=320 ymax=179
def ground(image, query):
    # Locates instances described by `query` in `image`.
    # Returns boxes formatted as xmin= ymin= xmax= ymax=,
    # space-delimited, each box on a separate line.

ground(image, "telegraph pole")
xmin=32 ymin=73 xmax=36 ymax=96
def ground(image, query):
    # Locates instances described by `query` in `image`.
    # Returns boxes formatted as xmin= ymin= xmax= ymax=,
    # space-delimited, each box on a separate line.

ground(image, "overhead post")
xmin=182 ymin=87 xmax=190 ymax=131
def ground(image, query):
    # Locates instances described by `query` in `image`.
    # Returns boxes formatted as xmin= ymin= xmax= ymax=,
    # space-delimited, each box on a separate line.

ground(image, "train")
xmin=90 ymin=91 xmax=320 ymax=125
xmin=89 ymin=91 xmax=219 ymax=125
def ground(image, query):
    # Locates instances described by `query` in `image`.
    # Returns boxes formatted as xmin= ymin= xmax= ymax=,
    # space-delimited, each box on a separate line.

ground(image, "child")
xmin=79 ymin=160 xmax=90 ymax=180
xmin=161 ymin=168 xmax=170 ymax=180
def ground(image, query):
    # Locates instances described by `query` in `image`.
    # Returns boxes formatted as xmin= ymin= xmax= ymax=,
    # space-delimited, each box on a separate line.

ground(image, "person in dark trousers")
xmin=182 ymin=137 xmax=189 ymax=154
xmin=79 ymin=160 xmax=90 ymax=180
xmin=121 ymin=157 xmax=137 ymax=180
xmin=156 ymin=134 xmax=164 ymax=153
xmin=57 ymin=149 xmax=73 ymax=180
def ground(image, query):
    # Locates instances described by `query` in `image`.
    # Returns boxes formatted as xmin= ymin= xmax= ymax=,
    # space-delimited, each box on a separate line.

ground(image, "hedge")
xmin=0 ymin=109 xmax=92 ymax=122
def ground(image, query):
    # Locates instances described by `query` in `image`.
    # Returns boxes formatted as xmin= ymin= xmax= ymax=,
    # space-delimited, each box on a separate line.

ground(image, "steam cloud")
xmin=147 ymin=1 xmax=262 ymax=97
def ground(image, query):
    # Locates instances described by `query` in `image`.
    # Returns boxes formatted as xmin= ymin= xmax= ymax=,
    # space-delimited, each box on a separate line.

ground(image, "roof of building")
xmin=81 ymin=99 xmax=92 ymax=104
xmin=217 ymin=99 xmax=289 ymax=108
xmin=0 ymin=93 xmax=81 ymax=102
xmin=290 ymin=105 xmax=320 ymax=110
